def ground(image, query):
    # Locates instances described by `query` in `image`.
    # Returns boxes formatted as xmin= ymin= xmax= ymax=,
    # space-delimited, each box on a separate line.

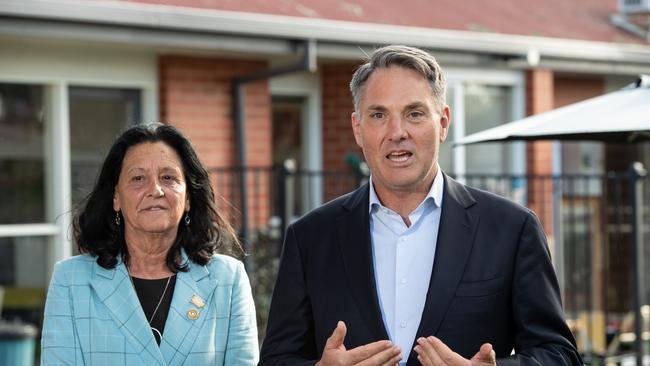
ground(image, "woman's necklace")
xmin=127 ymin=267 xmax=172 ymax=344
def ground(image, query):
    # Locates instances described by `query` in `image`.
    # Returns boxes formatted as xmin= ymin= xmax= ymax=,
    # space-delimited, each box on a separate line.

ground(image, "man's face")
xmin=351 ymin=66 xmax=450 ymax=196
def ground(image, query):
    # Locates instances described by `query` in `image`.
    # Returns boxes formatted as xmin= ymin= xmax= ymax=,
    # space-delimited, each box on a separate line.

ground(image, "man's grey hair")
xmin=349 ymin=45 xmax=447 ymax=113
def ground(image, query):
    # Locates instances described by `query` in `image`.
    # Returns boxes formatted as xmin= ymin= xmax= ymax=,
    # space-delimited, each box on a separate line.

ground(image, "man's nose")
xmin=387 ymin=116 xmax=408 ymax=141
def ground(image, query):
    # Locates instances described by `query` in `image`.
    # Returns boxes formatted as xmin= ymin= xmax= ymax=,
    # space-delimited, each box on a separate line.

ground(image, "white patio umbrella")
xmin=456 ymin=75 xmax=650 ymax=366
xmin=456 ymin=75 xmax=650 ymax=144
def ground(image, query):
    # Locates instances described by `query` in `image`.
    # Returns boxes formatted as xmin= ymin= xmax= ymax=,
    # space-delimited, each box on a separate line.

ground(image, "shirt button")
xmin=400 ymin=278 xmax=407 ymax=285
xmin=400 ymin=321 xmax=407 ymax=328
xmin=400 ymin=237 xmax=407 ymax=242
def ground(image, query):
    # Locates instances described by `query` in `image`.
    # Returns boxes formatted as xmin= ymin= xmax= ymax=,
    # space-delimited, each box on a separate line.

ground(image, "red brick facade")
xmin=525 ymin=69 xmax=555 ymax=239
xmin=158 ymin=55 xmax=272 ymax=229
xmin=554 ymin=76 xmax=604 ymax=108
xmin=321 ymin=63 xmax=363 ymax=200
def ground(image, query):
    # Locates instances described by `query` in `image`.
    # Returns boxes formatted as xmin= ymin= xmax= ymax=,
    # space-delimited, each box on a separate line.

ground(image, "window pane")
xmin=0 ymin=236 xmax=49 ymax=328
xmin=438 ymin=85 xmax=454 ymax=173
xmin=464 ymin=84 xmax=513 ymax=174
xmin=0 ymin=83 xmax=46 ymax=223
xmin=69 ymin=86 xmax=140 ymax=204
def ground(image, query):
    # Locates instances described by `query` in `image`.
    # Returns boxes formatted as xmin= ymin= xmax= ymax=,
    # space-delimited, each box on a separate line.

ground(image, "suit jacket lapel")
xmin=160 ymin=252 xmax=218 ymax=365
xmin=408 ymin=175 xmax=479 ymax=365
xmin=336 ymin=184 xmax=390 ymax=341
xmin=90 ymin=260 xmax=166 ymax=365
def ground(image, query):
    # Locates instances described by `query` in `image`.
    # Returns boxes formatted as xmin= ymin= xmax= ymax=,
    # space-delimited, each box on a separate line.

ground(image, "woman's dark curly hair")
xmin=74 ymin=122 xmax=243 ymax=271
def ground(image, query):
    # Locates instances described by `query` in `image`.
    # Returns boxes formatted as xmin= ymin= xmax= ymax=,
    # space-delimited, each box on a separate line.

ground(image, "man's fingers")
xmin=355 ymin=344 xmax=401 ymax=366
xmin=428 ymin=336 xmax=466 ymax=364
xmin=345 ymin=340 xmax=395 ymax=364
xmin=416 ymin=337 xmax=497 ymax=366
xmin=324 ymin=321 xmax=347 ymax=350
xmin=415 ymin=337 xmax=444 ymax=365
xmin=471 ymin=343 xmax=496 ymax=365
xmin=479 ymin=343 xmax=494 ymax=358
xmin=381 ymin=353 xmax=403 ymax=366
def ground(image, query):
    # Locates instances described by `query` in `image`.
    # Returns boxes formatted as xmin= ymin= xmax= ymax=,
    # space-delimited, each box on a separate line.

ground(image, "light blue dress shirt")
xmin=369 ymin=168 xmax=444 ymax=364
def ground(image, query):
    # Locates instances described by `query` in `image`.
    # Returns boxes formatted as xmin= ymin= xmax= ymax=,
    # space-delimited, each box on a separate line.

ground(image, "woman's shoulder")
xmin=202 ymin=254 xmax=246 ymax=281
xmin=54 ymin=253 xmax=96 ymax=271
xmin=51 ymin=254 xmax=97 ymax=284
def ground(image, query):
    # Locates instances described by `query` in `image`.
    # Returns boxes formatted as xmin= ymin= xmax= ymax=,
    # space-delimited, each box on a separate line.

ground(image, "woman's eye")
xmin=131 ymin=176 xmax=144 ymax=182
xmin=162 ymin=175 xmax=177 ymax=182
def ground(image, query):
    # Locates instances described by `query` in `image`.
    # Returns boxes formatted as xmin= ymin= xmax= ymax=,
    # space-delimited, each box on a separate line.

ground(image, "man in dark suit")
xmin=259 ymin=45 xmax=582 ymax=366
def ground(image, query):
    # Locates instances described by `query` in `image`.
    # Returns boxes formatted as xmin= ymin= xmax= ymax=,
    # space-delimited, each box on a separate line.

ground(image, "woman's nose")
xmin=147 ymin=179 xmax=165 ymax=197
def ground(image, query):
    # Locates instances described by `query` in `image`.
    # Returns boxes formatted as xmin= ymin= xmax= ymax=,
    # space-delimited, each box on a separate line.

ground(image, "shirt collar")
xmin=369 ymin=165 xmax=444 ymax=213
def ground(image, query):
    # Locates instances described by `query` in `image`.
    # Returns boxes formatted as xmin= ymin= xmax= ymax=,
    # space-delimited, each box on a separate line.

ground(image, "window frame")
xmin=0 ymin=38 xmax=157 ymax=277
xmin=443 ymin=68 xmax=526 ymax=178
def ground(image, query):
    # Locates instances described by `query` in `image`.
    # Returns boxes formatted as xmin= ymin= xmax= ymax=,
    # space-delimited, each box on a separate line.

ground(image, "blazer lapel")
xmin=159 ymin=252 xmax=218 ymax=365
xmin=336 ymin=184 xmax=390 ymax=341
xmin=408 ymin=175 xmax=479 ymax=365
xmin=90 ymin=260 xmax=166 ymax=365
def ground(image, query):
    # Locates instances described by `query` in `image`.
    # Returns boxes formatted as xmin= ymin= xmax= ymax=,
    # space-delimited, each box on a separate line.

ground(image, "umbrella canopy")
xmin=456 ymin=75 xmax=650 ymax=144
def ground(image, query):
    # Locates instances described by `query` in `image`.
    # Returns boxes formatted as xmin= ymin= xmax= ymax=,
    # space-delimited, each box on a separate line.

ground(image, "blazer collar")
xmin=91 ymin=255 xmax=167 ymax=365
xmin=90 ymin=249 xmax=218 ymax=366
xmin=407 ymin=174 xmax=479 ymax=365
xmin=159 ymin=252 xmax=219 ymax=365
xmin=337 ymin=183 xmax=390 ymax=341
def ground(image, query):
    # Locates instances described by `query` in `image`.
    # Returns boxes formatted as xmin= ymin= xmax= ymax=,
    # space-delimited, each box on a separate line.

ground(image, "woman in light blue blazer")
xmin=41 ymin=123 xmax=258 ymax=365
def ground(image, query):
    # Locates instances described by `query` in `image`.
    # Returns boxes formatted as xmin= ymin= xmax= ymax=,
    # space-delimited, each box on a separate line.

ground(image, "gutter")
xmin=2 ymin=0 xmax=650 ymax=65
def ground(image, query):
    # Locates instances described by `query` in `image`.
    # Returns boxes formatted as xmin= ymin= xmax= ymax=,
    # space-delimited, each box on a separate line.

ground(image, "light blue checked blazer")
xmin=41 ymin=251 xmax=259 ymax=365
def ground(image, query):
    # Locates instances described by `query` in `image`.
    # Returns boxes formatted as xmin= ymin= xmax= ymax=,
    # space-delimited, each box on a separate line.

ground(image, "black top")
xmin=131 ymin=275 xmax=177 ymax=345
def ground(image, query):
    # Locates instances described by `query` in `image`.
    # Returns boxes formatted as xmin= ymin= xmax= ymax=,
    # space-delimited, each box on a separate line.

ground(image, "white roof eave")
xmin=2 ymin=0 xmax=650 ymax=64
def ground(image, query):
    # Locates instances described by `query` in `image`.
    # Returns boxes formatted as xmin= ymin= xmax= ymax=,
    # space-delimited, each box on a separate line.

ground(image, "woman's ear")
xmin=113 ymin=190 xmax=120 ymax=211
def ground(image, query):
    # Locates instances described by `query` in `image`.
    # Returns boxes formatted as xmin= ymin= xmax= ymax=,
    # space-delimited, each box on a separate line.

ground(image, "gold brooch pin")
xmin=191 ymin=295 xmax=205 ymax=308
xmin=187 ymin=308 xmax=200 ymax=320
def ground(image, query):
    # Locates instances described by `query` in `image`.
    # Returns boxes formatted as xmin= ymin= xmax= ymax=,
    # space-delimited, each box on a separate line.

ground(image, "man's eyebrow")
xmin=365 ymin=104 xmax=388 ymax=112
xmin=404 ymin=101 xmax=429 ymax=110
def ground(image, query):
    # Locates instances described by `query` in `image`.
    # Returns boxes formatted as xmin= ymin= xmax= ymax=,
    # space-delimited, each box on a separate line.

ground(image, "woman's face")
xmin=113 ymin=142 xmax=189 ymax=239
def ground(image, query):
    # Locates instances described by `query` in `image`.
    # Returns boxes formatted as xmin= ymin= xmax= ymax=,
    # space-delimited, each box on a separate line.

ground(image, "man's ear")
xmin=439 ymin=105 xmax=451 ymax=142
xmin=351 ymin=112 xmax=363 ymax=148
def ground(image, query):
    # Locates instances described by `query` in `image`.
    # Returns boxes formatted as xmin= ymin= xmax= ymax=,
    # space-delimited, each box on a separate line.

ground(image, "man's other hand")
xmin=315 ymin=321 xmax=402 ymax=366
xmin=414 ymin=336 xmax=496 ymax=366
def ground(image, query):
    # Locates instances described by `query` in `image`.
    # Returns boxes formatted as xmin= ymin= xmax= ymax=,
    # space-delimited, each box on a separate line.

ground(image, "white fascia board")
xmin=0 ymin=18 xmax=294 ymax=56
xmin=2 ymin=0 xmax=650 ymax=64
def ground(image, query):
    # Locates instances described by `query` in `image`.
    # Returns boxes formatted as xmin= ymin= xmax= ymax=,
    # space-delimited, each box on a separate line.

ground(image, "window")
xmin=69 ymin=86 xmax=140 ymax=204
xmin=464 ymin=84 xmax=513 ymax=174
xmin=0 ymin=236 xmax=49 ymax=326
xmin=0 ymin=83 xmax=46 ymax=224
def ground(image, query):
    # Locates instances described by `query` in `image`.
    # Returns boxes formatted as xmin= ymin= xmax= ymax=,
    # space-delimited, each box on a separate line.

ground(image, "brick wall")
xmin=158 ymin=55 xmax=272 ymax=230
xmin=554 ymin=76 xmax=604 ymax=108
xmin=321 ymin=62 xmax=363 ymax=200
xmin=525 ymin=69 xmax=555 ymax=240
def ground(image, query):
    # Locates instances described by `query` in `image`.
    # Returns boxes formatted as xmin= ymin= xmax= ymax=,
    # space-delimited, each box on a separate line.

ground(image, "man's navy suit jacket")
xmin=260 ymin=174 xmax=582 ymax=366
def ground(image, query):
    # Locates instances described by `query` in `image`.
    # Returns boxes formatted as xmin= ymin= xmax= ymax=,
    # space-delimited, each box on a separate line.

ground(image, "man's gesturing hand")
xmin=315 ymin=321 xmax=402 ymax=366
xmin=414 ymin=336 xmax=496 ymax=366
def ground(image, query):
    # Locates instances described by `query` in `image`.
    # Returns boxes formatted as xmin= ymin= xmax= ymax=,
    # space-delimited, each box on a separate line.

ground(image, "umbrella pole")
xmin=630 ymin=162 xmax=647 ymax=366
